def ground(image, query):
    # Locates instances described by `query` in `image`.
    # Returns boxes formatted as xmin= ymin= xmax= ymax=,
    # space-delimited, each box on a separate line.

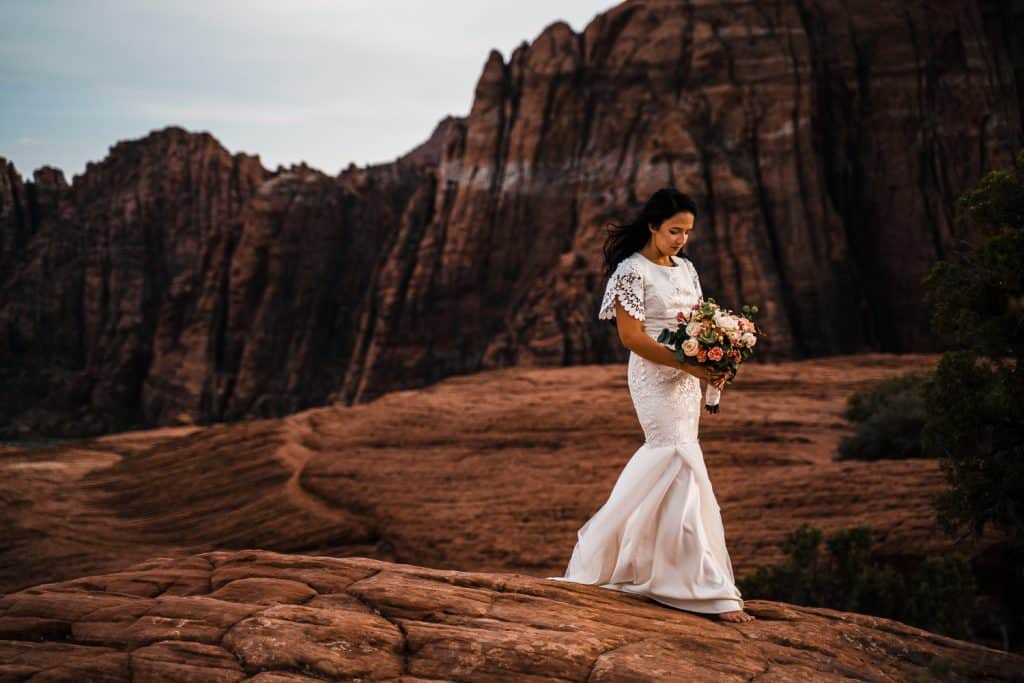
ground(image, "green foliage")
xmin=844 ymin=373 xmax=930 ymax=423
xmin=923 ymin=352 xmax=1024 ymax=542
xmin=927 ymin=157 xmax=1024 ymax=520
xmin=740 ymin=523 xmax=976 ymax=640
xmin=951 ymin=148 xmax=1024 ymax=236
xmin=836 ymin=372 xmax=931 ymax=460
xmin=920 ymin=147 xmax=1024 ymax=651
xmin=924 ymin=227 xmax=1024 ymax=361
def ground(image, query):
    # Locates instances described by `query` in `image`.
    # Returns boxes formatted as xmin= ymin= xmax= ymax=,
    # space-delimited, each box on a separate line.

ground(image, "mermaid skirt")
xmin=547 ymin=352 xmax=744 ymax=614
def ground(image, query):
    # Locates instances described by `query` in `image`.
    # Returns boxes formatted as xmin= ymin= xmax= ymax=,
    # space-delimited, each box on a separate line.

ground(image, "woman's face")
xmin=648 ymin=211 xmax=695 ymax=254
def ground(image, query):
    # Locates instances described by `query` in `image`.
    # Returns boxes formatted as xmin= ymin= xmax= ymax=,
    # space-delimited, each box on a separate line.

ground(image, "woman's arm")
xmin=614 ymin=301 xmax=727 ymax=388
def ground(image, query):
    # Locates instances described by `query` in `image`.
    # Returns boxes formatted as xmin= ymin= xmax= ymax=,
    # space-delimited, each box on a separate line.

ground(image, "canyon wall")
xmin=1 ymin=0 xmax=1021 ymax=436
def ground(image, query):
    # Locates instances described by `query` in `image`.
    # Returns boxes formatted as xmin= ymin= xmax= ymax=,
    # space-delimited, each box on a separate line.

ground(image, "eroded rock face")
xmin=348 ymin=0 xmax=1023 ymax=403
xmin=0 ymin=549 xmax=1021 ymax=682
xmin=1 ymin=129 xmax=266 ymax=434
xmin=0 ymin=129 xmax=433 ymax=436
xmin=2 ymin=0 xmax=1021 ymax=436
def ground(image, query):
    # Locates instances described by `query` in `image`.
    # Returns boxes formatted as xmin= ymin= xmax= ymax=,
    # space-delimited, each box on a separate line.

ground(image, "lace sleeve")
xmin=598 ymin=259 xmax=645 ymax=321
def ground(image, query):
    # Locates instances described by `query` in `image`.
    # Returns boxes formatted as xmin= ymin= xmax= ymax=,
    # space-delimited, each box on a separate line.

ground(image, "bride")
xmin=548 ymin=188 xmax=756 ymax=623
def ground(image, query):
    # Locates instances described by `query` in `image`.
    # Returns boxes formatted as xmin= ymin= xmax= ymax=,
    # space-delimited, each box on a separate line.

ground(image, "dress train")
xmin=547 ymin=440 xmax=744 ymax=614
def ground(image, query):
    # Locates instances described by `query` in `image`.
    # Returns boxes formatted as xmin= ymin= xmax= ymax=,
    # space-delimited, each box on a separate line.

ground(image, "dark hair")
xmin=602 ymin=188 xmax=699 ymax=276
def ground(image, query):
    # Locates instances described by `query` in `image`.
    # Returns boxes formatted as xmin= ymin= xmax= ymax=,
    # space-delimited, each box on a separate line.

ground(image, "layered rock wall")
xmin=1 ymin=0 xmax=1020 ymax=435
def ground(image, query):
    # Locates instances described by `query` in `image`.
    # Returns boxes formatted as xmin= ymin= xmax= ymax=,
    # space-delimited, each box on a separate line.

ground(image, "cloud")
xmin=0 ymin=0 xmax=620 ymax=177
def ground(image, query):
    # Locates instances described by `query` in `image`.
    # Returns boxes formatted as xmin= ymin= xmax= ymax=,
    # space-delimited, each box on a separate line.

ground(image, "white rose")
xmin=682 ymin=339 xmax=700 ymax=357
xmin=727 ymin=330 xmax=742 ymax=345
xmin=685 ymin=321 xmax=703 ymax=337
xmin=714 ymin=311 xmax=740 ymax=331
xmin=741 ymin=332 xmax=757 ymax=347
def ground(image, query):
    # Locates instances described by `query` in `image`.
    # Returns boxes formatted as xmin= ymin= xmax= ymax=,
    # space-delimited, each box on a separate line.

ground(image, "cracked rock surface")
xmin=1 ymin=549 xmax=1022 ymax=682
xmin=1 ymin=354 xmax=1018 ymax=679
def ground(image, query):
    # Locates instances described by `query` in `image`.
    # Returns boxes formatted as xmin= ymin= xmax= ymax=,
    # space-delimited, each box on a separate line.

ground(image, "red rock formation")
xmin=0 ymin=549 xmax=1021 ymax=681
xmin=0 ymin=129 xmax=432 ymax=435
xmin=1 ymin=0 xmax=1021 ymax=436
xmin=349 ymin=0 xmax=1023 ymax=408
xmin=395 ymin=114 xmax=465 ymax=167
xmin=3 ymin=354 xmax=1015 ymax=656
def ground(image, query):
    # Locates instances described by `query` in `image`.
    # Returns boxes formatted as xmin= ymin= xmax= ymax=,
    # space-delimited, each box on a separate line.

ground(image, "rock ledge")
xmin=1 ymin=549 xmax=1021 ymax=681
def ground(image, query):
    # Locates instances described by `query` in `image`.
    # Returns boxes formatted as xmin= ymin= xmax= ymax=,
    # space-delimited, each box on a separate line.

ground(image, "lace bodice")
xmin=598 ymin=252 xmax=703 ymax=340
xmin=599 ymin=251 xmax=706 ymax=448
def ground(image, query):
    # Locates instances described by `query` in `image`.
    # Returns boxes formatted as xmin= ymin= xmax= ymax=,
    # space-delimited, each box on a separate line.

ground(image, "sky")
xmin=0 ymin=0 xmax=618 ymax=182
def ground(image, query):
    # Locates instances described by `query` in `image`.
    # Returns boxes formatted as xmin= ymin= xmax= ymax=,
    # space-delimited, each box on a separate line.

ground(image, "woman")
xmin=548 ymin=188 xmax=755 ymax=623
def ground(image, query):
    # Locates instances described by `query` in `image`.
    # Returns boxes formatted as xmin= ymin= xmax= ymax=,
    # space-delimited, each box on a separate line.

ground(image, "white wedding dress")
xmin=547 ymin=251 xmax=745 ymax=614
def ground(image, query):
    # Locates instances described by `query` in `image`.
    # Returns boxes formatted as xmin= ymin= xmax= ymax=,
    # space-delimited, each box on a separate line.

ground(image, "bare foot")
xmin=716 ymin=609 xmax=756 ymax=623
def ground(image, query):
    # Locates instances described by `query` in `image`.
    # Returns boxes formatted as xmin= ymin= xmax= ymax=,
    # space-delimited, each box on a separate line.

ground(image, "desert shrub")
xmin=740 ymin=523 xmax=976 ymax=641
xmin=836 ymin=372 xmax=931 ymax=460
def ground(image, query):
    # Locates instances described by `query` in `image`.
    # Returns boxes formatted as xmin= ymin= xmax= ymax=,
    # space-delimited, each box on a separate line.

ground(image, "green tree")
xmin=740 ymin=523 xmax=976 ymax=640
xmin=922 ymin=148 xmax=1024 ymax=650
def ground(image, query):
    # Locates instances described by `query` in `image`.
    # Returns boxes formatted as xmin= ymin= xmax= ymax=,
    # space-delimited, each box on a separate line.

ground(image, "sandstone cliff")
xmin=354 ymin=0 xmax=1022 ymax=386
xmin=0 ymin=128 xmax=432 ymax=435
xmin=2 ymin=0 xmax=1021 ymax=436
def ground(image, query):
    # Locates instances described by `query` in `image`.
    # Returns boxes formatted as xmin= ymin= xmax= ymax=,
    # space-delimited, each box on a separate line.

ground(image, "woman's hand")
xmin=675 ymin=359 xmax=727 ymax=388
xmin=612 ymin=302 xmax=730 ymax=390
xmin=705 ymin=368 xmax=728 ymax=389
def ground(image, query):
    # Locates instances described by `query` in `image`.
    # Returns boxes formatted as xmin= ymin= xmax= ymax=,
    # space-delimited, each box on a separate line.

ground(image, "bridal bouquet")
xmin=656 ymin=298 xmax=761 ymax=413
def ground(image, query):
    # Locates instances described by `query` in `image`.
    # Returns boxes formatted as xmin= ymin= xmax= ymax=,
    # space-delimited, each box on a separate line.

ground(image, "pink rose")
xmin=696 ymin=348 xmax=708 ymax=363
xmin=708 ymin=346 xmax=724 ymax=362
xmin=676 ymin=311 xmax=685 ymax=322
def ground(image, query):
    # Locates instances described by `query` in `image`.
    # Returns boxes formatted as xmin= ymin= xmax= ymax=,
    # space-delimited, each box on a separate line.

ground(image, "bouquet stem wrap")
xmin=705 ymin=384 xmax=722 ymax=414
